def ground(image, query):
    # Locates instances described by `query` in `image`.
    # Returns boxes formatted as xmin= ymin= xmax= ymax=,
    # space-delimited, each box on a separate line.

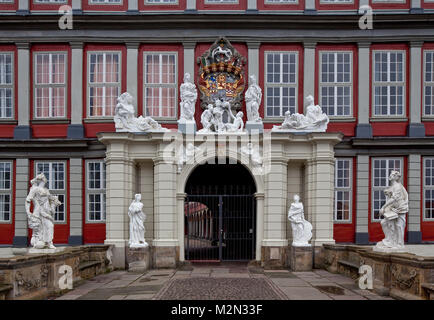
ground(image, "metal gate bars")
xmin=184 ymin=194 xmax=256 ymax=262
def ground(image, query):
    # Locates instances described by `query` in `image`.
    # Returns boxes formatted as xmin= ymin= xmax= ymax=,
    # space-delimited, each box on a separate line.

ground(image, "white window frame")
xmin=319 ymin=51 xmax=353 ymax=118
xmin=145 ymin=0 xmax=178 ymax=3
xmin=372 ymin=50 xmax=406 ymax=118
xmin=87 ymin=51 xmax=122 ymax=118
xmin=33 ymin=0 xmax=67 ymax=3
xmin=205 ymin=0 xmax=238 ymax=3
xmin=0 ymin=161 xmax=12 ymax=223
xmin=334 ymin=158 xmax=352 ymax=223
xmin=33 ymin=51 xmax=67 ymax=119
xmin=35 ymin=161 xmax=67 ymax=224
xmin=371 ymin=157 xmax=403 ymax=222
xmin=423 ymin=50 xmax=434 ymax=117
xmin=372 ymin=0 xmax=405 ymax=3
xmin=320 ymin=0 xmax=353 ymax=3
xmin=0 ymin=52 xmax=13 ymax=120
xmin=264 ymin=51 xmax=298 ymax=119
xmin=143 ymin=51 xmax=178 ymax=120
xmin=423 ymin=157 xmax=434 ymax=221
xmin=86 ymin=160 xmax=106 ymax=223
xmin=89 ymin=0 xmax=122 ymax=4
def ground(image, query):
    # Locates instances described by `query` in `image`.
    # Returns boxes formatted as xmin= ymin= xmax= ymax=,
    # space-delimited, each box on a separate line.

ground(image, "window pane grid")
xmin=334 ymin=158 xmax=352 ymax=222
xmin=373 ymin=51 xmax=405 ymax=116
xmin=424 ymin=157 xmax=434 ymax=220
xmin=87 ymin=161 xmax=106 ymax=222
xmin=320 ymin=52 xmax=352 ymax=117
xmin=0 ymin=53 xmax=13 ymax=119
xmin=424 ymin=51 xmax=434 ymax=116
xmin=0 ymin=161 xmax=12 ymax=222
xmin=372 ymin=158 xmax=402 ymax=221
xmin=35 ymin=161 xmax=66 ymax=223
xmin=265 ymin=52 xmax=298 ymax=117
xmin=143 ymin=52 xmax=177 ymax=119
xmin=88 ymin=52 xmax=121 ymax=117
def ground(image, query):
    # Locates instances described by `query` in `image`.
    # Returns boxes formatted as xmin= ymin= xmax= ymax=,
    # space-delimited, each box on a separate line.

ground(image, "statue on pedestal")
xmin=245 ymin=75 xmax=262 ymax=123
xmin=272 ymin=95 xmax=329 ymax=132
xmin=114 ymin=92 xmax=169 ymax=133
xmin=179 ymin=73 xmax=198 ymax=122
xmin=128 ymin=194 xmax=148 ymax=248
xmin=26 ymin=173 xmax=61 ymax=250
xmin=287 ymin=195 xmax=312 ymax=246
xmin=374 ymin=171 xmax=408 ymax=252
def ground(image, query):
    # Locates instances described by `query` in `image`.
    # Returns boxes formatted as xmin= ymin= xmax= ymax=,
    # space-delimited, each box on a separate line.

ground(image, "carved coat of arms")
xmin=197 ymin=37 xmax=247 ymax=113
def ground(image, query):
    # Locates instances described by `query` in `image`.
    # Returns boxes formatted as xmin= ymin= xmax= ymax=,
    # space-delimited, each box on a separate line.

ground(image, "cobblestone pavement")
xmin=55 ymin=263 xmax=394 ymax=300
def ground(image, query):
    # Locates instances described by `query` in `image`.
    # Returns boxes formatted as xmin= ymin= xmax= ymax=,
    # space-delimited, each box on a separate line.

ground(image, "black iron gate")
xmin=184 ymin=194 xmax=256 ymax=261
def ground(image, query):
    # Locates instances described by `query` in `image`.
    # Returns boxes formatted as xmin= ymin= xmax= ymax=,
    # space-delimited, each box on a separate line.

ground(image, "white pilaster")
xmin=183 ymin=42 xmax=196 ymax=81
xmin=247 ymin=42 xmax=260 ymax=81
xmin=303 ymin=42 xmax=316 ymax=112
xmin=356 ymin=42 xmax=373 ymax=138
xmin=126 ymin=42 xmax=139 ymax=115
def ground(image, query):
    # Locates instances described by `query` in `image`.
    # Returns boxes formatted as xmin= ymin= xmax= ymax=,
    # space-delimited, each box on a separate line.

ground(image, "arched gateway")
xmin=184 ymin=159 xmax=257 ymax=261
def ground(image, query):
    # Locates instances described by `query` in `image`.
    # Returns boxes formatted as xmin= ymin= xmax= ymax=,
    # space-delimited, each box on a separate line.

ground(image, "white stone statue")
xmin=272 ymin=95 xmax=329 ymax=132
xmin=177 ymin=143 xmax=200 ymax=173
xmin=374 ymin=171 xmax=409 ymax=252
xmin=128 ymin=194 xmax=148 ymax=248
xmin=288 ymin=195 xmax=312 ymax=246
xmin=198 ymin=104 xmax=214 ymax=133
xmin=26 ymin=173 xmax=61 ymax=250
xmin=245 ymin=75 xmax=262 ymax=122
xmin=225 ymin=111 xmax=244 ymax=132
xmin=114 ymin=92 xmax=169 ymax=133
xmin=240 ymin=142 xmax=262 ymax=167
xmin=198 ymin=98 xmax=244 ymax=133
xmin=179 ymin=73 xmax=197 ymax=122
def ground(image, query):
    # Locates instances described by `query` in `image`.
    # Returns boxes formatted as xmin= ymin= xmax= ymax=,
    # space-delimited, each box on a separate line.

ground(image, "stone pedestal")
xmin=27 ymin=247 xmax=65 ymax=254
xmin=245 ymin=121 xmax=263 ymax=134
xmin=289 ymin=245 xmax=313 ymax=271
xmin=126 ymin=246 xmax=151 ymax=272
xmin=178 ymin=120 xmax=197 ymax=134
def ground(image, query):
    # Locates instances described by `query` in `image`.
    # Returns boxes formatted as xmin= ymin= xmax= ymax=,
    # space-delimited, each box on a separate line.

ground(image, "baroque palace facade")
xmin=1 ymin=0 xmax=434 ymax=268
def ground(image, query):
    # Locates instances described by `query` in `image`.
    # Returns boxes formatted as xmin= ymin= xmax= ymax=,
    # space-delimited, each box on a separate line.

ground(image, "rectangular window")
xmin=0 ymin=161 xmax=12 ymax=222
xmin=265 ymin=51 xmax=298 ymax=117
xmin=0 ymin=53 xmax=13 ymax=119
xmin=424 ymin=157 xmax=434 ymax=220
xmin=372 ymin=158 xmax=403 ymax=221
xmin=321 ymin=0 xmax=352 ymax=2
xmin=319 ymin=51 xmax=352 ymax=117
xmin=424 ymin=51 xmax=434 ymax=116
xmin=265 ymin=0 xmax=297 ymax=2
xmin=145 ymin=0 xmax=177 ymax=2
xmin=90 ymin=0 xmax=121 ymax=2
xmin=34 ymin=52 xmax=66 ymax=119
xmin=373 ymin=50 xmax=405 ymax=117
xmin=35 ymin=161 xmax=66 ymax=222
xmin=205 ymin=0 xmax=237 ymax=2
xmin=34 ymin=0 xmax=66 ymax=2
xmin=88 ymin=52 xmax=121 ymax=117
xmin=143 ymin=52 xmax=177 ymax=119
xmin=334 ymin=158 xmax=352 ymax=222
xmin=86 ymin=161 xmax=106 ymax=222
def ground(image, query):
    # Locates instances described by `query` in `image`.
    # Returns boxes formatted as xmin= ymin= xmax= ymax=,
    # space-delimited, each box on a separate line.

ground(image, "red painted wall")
xmin=82 ymin=159 xmax=106 ymax=244
xmin=333 ymin=157 xmax=356 ymax=243
xmin=195 ymin=42 xmax=248 ymax=130
xmin=0 ymin=160 xmax=15 ymax=245
xmin=29 ymin=159 xmax=70 ymax=244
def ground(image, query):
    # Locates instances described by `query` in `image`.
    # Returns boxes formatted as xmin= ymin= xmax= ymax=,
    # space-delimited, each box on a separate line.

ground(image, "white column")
xmin=356 ymin=42 xmax=373 ymax=138
xmin=71 ymin=0 xmax=81 ymax=11
xmin=186 ymin=0 xmax=196 ymax=11
xmin=177 ymin=193 xmax=186 ymax=261
xmin=69 ymin=158 xmax=83 ymax=244
xmin=303 ymin=42 xmax=316 ymax=112
xmin=128 ymin=0 xmax=138 ymax=11
xmin=356 ymin=155 xmax=369 ymax=244
xmin=13 ymin=158 xmax=29 ymax=247
xmin=104 ymin=142 xmax=134 ymax=268
xmin=411 ymin=0 xmax=423 ymax=13
xmin=408 ymin=41 xmax=425 ymax=137
xmin=14 ymin=43 xmax=31 ymax=139
xmin=247 ymin=0 xmax=257 ymax=11
xmin=255 ymin=192 xmax=264 ymax=261
xmin=126 ymin=42 xmax=139 ymax=115
xmin=408 ymin=154 xmax=422 ymax=243
xmin=305 ymin=0 xmax=316 ymax=12
xmin=18 ymin=0 xmax=29 ymax=12
xmin=68 ymin=42 xmax=84 ymax=138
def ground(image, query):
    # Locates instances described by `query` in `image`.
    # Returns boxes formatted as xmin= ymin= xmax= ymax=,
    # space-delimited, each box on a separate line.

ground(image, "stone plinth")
xmin=126 ymin=246 xmax=151 ymax=272
xmin=289 ymin=245 xmax=313 ymax=271
xmin=27 ymin=247 xmax=66 ymax=254
xmin=177 ymin=120 xmax=196 ymax=134
xmin=245 ymin=121 xmax=263 ymax=134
